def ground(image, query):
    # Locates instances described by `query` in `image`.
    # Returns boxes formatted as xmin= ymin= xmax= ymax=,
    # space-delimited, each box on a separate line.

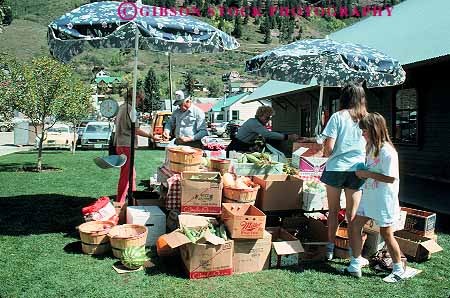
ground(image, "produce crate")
xmin=230 ymin=159 xmax=284 ymax=176
xmin=401 ymin=207 xmax=436 ymax=237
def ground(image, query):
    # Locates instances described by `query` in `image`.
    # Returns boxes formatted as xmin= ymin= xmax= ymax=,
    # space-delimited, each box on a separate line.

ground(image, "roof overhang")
xmin=242 ymin=80 xmax=317 ymax=104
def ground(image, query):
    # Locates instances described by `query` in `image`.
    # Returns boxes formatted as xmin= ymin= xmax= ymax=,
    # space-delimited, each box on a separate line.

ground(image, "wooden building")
xmin=243 ymin=0 xmax=450 ymax=213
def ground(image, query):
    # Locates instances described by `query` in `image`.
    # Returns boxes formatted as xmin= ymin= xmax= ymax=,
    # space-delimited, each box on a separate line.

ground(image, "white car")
xmin=80 ymin=121 xmax=113 ymax=149
xmin=35 ymin=124 xmax=77 ymax=150
xmin=212 ymin=122 xmax=228 ymax=137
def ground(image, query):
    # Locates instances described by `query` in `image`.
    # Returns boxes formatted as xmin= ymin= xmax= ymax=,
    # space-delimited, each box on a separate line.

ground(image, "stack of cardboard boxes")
xmin=394 ymin=207 xmax=442 ymax=261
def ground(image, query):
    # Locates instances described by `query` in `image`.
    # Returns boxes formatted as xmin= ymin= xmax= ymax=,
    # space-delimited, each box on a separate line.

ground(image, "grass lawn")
xmin=0 ymin=150 xmax=449 ymax=298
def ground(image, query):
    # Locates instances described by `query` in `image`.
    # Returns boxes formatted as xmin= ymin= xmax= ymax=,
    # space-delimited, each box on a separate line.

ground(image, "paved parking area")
xmin=0 ymin=132 xmax=33 ymax=157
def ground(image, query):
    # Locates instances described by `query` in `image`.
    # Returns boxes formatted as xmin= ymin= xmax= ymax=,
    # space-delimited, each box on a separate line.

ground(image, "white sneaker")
xmin=326 ymin=251 xmax=334 ymax=261
xmin=360 ymin=257 xmax=369 ymax=267
xmin=341 ymin=267 xmax=362 ymax=278
xmin=383 ymin=271 xmax=406 ymax=283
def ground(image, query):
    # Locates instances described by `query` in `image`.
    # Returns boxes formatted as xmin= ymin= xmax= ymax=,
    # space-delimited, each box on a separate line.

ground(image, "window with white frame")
xmin=232 ymin=110 xmax=239 ymax=120
xmin=393 ymin=88 xmax=418 ymax=144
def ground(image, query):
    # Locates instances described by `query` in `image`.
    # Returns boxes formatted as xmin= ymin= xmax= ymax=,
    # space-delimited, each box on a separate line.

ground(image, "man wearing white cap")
xmin=163 ymin=90 xmax=208 ymax=148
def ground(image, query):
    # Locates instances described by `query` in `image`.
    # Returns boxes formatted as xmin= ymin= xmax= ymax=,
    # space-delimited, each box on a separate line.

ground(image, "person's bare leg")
xmin=350 ymin=215 xmax=370 ymax=258
xmin=380 ymin=226 xmax=402 ymax=264
xmin=344 ymin=188 xmax=362 ymax=255
xmin=326 ymin=185 xmax=342 ymax=245
xmin=381 ymin=226 xmax=406 ymax=282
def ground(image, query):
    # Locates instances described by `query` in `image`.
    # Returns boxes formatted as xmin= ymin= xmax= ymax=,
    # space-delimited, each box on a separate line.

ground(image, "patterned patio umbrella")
xmin=48 ymin=1 xmax=239 ymax=205
xmin=245 ymin=38 xmax=405 ymax=135
xmin=48 ymin=1 xmax=239 ymax=62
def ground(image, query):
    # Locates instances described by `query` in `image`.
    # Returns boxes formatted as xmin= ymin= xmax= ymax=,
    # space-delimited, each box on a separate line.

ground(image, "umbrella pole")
xmin=127 ymin=25 xmax=140 ymax=207
xmin=316 ymin=84 xmax=324 ymax=136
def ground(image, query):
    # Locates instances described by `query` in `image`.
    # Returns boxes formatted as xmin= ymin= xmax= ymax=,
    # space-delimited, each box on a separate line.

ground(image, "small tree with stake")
xmin=0 ymin=56 xmax=92 ymax=171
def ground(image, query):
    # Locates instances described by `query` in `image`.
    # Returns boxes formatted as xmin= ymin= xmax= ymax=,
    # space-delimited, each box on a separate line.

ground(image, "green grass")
xmin=0 ymin=150 xmax=449 ymax=298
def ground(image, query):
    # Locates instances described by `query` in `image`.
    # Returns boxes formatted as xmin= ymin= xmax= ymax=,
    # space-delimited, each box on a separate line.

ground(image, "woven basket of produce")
xmin=78 ymin=220 xmax=115 ymax=255
xmin=167 ymin=146 xmax=203 ymax=172
xmin=223 ymin=185 xmax=260 ymax=203
xmin=108 ymin=224 xmax=148 ymax=258
xmin=209 ymin=158 xmax=231 ymax=174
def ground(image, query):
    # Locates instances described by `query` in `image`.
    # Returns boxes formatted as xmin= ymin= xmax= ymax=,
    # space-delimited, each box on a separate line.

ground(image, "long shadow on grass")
xmin=0 ymin=194 xmax=95 ymax=236
xmin=0 ymin=163 xmax=61 ymax=172
xmin=143 ymin=254 xmax=186 ymax=278
xmin=292 ymin=260 xmax=381 ymax=279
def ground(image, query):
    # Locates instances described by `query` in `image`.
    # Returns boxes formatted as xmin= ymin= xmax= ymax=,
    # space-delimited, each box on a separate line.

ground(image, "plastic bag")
xmin=265 ymin=143 xmax=287 ymax=163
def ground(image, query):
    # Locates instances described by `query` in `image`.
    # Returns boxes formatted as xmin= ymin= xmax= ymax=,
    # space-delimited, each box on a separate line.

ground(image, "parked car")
xmin=0 ymin=119 xmax=13 ymax=132
xmin=80 ymin=121 xmax=113 ymax=149
xmin=211 ymin=122 xmax=228 ymax=137
xmin=226 ymin=120 xmax=244 ymax=140
xmin=148 ymin=111 xmax=172 ymax=149
xmin=76 ymin=120 xmax=96 ymax=146
xmin=35 ymin=124 xmax=77 ymax=150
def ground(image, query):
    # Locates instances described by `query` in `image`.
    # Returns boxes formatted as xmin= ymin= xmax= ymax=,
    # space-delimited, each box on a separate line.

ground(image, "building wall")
xmin=266 ymin=60 xmax=450 ymax=176
xmin=226 ymin=99 xmax=269 ymax=122
xmin=393 ymin=60 xmax=450 ymax=180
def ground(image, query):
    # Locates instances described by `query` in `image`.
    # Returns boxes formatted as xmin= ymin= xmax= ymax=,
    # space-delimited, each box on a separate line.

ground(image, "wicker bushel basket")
xmin=335 ymin=227 xmax=350 ymax=250
xmin=210 ymin=158 xmax=231 ymax=174
xmin=223 ymin=197 xmax=255 ymax=205
xmin=78 ymin=220 xmax=115 ymax=255
xmin=223 ymin=185 xmax=260 ymax=203
xmin=167 ymin=146 xmax=203 ymax=173
xmin=107 ymin=224 xmax=148 ymax=258
xmin=335 ymin=226 xmax=367 ymax=259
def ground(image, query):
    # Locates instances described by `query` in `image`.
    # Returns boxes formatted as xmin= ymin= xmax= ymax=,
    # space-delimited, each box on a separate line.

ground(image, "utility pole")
xmin=167 ymin=52 xmax=173 ymax=111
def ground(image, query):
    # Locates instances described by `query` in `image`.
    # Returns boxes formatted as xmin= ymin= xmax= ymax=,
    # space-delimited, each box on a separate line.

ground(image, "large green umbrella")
xmin=48 ymin=1 xmax=239 ymax=205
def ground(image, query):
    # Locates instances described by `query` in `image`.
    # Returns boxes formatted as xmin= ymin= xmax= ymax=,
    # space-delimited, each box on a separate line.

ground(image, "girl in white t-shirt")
xmin=344 ymin=112 xmax=406 ymax=283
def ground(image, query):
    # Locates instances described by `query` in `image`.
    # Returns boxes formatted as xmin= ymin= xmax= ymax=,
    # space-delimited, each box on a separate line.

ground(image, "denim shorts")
xmin=320 ymin=170 xmax=365 ymax=190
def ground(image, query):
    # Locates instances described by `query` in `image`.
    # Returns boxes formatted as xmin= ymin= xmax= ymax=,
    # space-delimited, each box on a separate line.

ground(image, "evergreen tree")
xmin=184 ymin=72 xmax=195 ymax=96
xmin=287 ymin=17 xmax=295 ymax=40
xmin=243 ymin=0 xmax=249 ymax=25
xmin=266 ymin=0 xmax=275 ymax=29
xmin=263 ymin=28 xmax=272 ymax=44
xmin=259 ymin=17 xmax=267 ymax=34
xmin=206 ymin=79 xmax=222 ymax=98
xmin=194 ymin=0 xmax=203 ymax=15
xmin=201 ymin=0 xmax=210 ymax=16
xmin=143 ymin=68 xmax=161 ymax=114
xmin=232 ymin=15 xmax=243 ymax=38
xmin=254 ymin=0 xmax=262 ymax=25
xmin=218 ymin=17 xmax=225 ymax=31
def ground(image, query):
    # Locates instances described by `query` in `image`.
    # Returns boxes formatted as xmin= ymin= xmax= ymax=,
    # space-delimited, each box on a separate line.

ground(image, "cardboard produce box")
xmin=181 ymin=172 xmax=223 ymax=214
xmin=291 ymin=147 xmax=327 ymax=175
xmin=126 ymin=206 xmax=166 ymax=246
xmin=163 ymin=214 xmax=233 ymax=279
xmin=401 ymin=207 xmax=436 ymax=237
xmin=282 ymin=216 xmax=327 ymax=262
xmin=222 ymin=203 xmax=266 ymax=239
xmin=230 ymin=159 xmax=284 ymax=176
xmin=134 ymin=191 xmax=165 ymax=208
xmin=394 ymin=230 xmax=442 ymax=262
xmin=113 ymin=202 xmax=127 ymax=224
xmin=253 ymin=174 xmax=303 ymax=212
xmin=181 ymin=241 xmax=234 ymax=279
xmin=267 ymin=227 xmax=304 ymax=268
xmin=292 ymin=142 xmax=323 ymax=157
xmin=233 ymin=231 xmax=272 ymax=274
